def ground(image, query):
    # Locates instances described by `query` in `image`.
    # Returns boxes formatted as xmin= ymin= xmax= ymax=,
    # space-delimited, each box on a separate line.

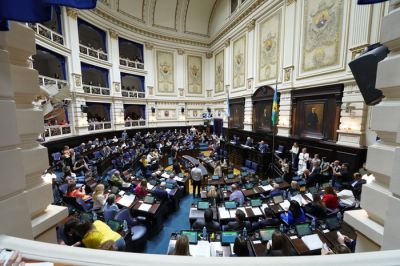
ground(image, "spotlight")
xmin=349 ymin=43 xmax=389 ymax=106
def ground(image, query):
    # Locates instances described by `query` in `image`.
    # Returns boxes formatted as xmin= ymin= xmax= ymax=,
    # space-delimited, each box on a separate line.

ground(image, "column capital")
xmin=66 ymin=7 xmax=78 ymax=19
xmin=286 ymin=0 xmax=296 ymax=6
xmin=177 ymin=48 xmax=185 ymax=55
xmin=206 ymin=52 xmax=213 ymax=59
xmin=109 ymin=29 xmax=119 ymax=39
xmin=145 ymin=42 xmax=154 ymax=50
xmin=246 ymin=19 xmax=256 ymax=32
xmin=224 ymin=38 xmax=231 ymax=48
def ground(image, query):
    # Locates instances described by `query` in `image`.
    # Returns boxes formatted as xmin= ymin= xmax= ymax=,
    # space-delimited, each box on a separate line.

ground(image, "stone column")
xmin=0 ymin=22 xmax=67 ymax=242
xmin=113 ymin=100 xmax=125 ymax=130
xmin=243 ymin=96 xmax=252 ymax=131
xmin=344 ymin=2 xmax=400 ymax=251
xmin=109 ymin=29 xmax=121 ymax=97
xmin=277 ymin=90 xmax=292 ymax=137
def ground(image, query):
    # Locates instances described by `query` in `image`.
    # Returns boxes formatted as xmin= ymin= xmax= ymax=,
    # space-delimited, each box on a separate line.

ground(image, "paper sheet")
xmin=189 ymin=241 xmax=211 ymax=257
xmin=302 ymin=234 xmax=323 ymax=250
xmin=174 ymin=176 xmax=184 ymax=182
xmin=260 ymin=184 xmax=273 ymax=192
xmin=161 ymin=173 xmax=170 ymax=179
xmin=229 ymin=209 xmax=237 ymax=218
xmin=252 ymin=207 xmax=262 ymax=216
xmin=218 ymin=207 xmax=230 ymax=219
xmin=138 ymin=203 xmax=152 ymax=212
xmin=117 ymin=194 xmax=135 ymax=207
xmin=147 ymin=183 xmax=154 ymax=190
xmin=210 ymin=242 xmax=232 ymax=257
xmin=190 ymin=208 xmax=204 ymax=218
xmin=291 ymin=194 xmax=303 ymax=206
xmin=279 ymin=200 xmax=291 ymax=211
xmin=305 ymin=193 xmax=313 ymax=201
xmin=261 ymin=203 xmax=269 ymax=214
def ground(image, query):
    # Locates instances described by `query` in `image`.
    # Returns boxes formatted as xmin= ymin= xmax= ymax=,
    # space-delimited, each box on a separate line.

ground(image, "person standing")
xmin=297 ymin=147 xmax=309 ymax=175
xmin=290 ymin=142 xmax=299 ymax=170
xmin=190 ymin=163 xmax=202 ymax=198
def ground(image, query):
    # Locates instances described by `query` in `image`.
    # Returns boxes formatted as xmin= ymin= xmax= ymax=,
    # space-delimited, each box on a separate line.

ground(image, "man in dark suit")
xmin=351 ymin=172 xmax=366 ymax=200
xmin=258 ymin=140 xmax=269 ymax=153
xmin=245 ymin=137 xmax=253 ymax=147
xmin=306 ymin=161 xmax=321 ymax=186
xmin=153 ymin=182 xmax=169 ymax=201
xmin=224 ymin=209 xmax=251 ymax=231
xmin=192 ymin=208 xmax=220 ymax=232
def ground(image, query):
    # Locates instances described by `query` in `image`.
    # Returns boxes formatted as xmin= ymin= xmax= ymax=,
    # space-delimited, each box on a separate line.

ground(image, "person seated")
xmin=287 ymin=181 xmax=301 ymax=198
xmin=280 ymin=200 xmax=306 ymax=225
xmin=358 ymin=162 xmax=371 ymax=177
xmin=207 ymin=185 xmax=221 ymax=206
xmin=258 ymin=140 xmax=269 ymax=153
xmin=270 ymin=183 xmax=283 ymax=197
xmin=265 ymin=232 xmax=290 ymax=256
xmin=153 ymin=182 xmax=169 ymax=201
xmin=229 ymin=184 xmax=245 ymax=206
xmin=232 ymin=236 xmax=250 ymax=257
xmin=245 ymin=137 xmax=253 ymax=147
xmin=172 ymin=160 xmax=181 ymax=174
xmin=112 ymin=136 xmax=118 ymax=143
xmin=172 ymin=235 xmax=190 ymax=256
xmin=224 ymin=209 xmax=251 ymax=231
xmin=212 ymin=151 xmax=219 ymax=161
xmin=321 ymin=233 xmax=355 ymax=255
xmin=304 ymin=193 xmax=327 ymax=219
xmin=92 ymin=184 xmax=107 ymax=211
xmin=134 ymin=179 xmax=148 ymax=198
xmin=253 ymin=208 xmax=280 ymax=230
xmin=337 ymin=188 xmax=356 ymax=208
xmin=351 ymin=172 xmax=366 ymax=201
xmin=73 ymin=156 xmax=89 ymax=176
xmin=166 ymin=173 xmax=178 ymax=187
xmin=66 ymin=183 xmax=87 ymax=199
xmin=322 ymin=186 xmax=339 ymax=210
xmin=110 ymin=171 xmax=129 ymax=188
xmin=72 ymin=220 xmax=125 ymax=251
xmin=332 ymin=162 xmax=350 ymax=188
xmin=103 ymin=194 xmax=119 ymax=213
xmin=320 ymin=157 xmax=331 ymax=180
xmin=58 ymin=218 xmax=82 ymax=246
xmin=192 ymin=208 xmax=221 ymax=232
xmin=62 ymin=166 xmax=76 ymax=183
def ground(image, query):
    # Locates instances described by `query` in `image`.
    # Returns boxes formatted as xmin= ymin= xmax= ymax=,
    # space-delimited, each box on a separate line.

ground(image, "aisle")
xmin=144 ymin=194 xmax=195 ymax=254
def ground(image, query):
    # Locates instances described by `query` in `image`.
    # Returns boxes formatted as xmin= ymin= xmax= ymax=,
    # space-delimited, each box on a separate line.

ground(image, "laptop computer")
xmin=197 ymin=201 xmax=209 ymax=210
xmin=325 ymin=216 xmax=341 ymax=231
xmin=295 ymin=223 xmax=313 ymax=237
xmin=212 ymin=175 xmax=220 ymax=180
xmin=259 ymin=228 xmax=278 ymax=242
xmin=181 ymin=230 xmax=198 ymax=244
xmin=144 ymin=195 xmax=155 ymax=204
xmin=250 ymin=198 xmax=262 ymax=207
xmin=244 ymin=183 xmax=254 ymax=189
xmin=166 ymin=182 xmax=175 ymax=189
xmin=224 ymin=201 xmax=237 ymax=209
xmin=221 ymin=231 xmax=238 ymax=246
xmin=272 ymin=195 xmax=284 ymax=204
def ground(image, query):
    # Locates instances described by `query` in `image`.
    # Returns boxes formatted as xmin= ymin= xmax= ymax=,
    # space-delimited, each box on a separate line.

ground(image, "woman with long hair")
xmin=280 ymin=200 xmax=306 ymax=225
xmin=173 ymin=235 xmax=190 ymax=256
xmin=92 ymin=184 xmax=107 ymax=211
xmin=134 ymin=179 xmax=148 ymax=198
xmin=323 ymin=186 xmax=339 ymax=209
xmin=265 ymin=232 xmax=290 ymax=256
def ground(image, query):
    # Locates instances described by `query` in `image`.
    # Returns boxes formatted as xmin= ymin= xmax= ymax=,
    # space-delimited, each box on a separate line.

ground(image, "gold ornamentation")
xmin=283 ymin=66 xmax=294 ymax=82
xmin=187 ymin=55 xmax=202 ymax=94
xmin=72 ymin=73 xmax=81 ymax=87
xmin=224 ymin=38 xmax=231 ymax=47
xmin=157 ymin=51 xmax=174 ymax=93
xmin=145 ymin=42 xmax=154 ymax=50
xmin=247 ymin=19 xmax=256 ymax=32
xmin=109 ymin=29 xmax=119 ymax=39
xmin=233 ymin=36 xmax=246 ymax=89
xmin=113 ymin=82 xmax=121 ymax=92
xmin=177 ymin=48 xmax=185 ymax=55
xmin=206 ymin=52 xmax=213 ymax=59
xmin=66 ymin=8 xmax=78 ymax=19
xmin=286 ymin=0 xmax=296 ymax=6
xmin=349 ymin=44 xmax=368 ymax=60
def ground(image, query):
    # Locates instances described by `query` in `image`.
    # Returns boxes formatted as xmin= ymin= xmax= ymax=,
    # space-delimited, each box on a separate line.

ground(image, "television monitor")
xmin=325 ymin=216 xmax=340 ymax=231
xmin=197 ymin=201 xmax=209 ymax=210
xmin=221 ymin=231 xmax=238 ymax=245
xmin=272 ymin=195 xmax=284 ymax=204
xmin=144 ymin=195 xmax=155 ymax=204
xmin=212 ymin=175 xmax=220 ymax=180
xmin=259 ymin=228 xmax=277 ymax=242
xmin=224 ymin=201 xmax=237 ymax=209
xmin=250 ymin=198 xmax=262 ymax=207
xmin=227 ymin=174 xmax=235 ymax=179
xmin=295 ymin=223 xmax=313 ymax=237
xmin=181 ymin=230 xmax=198 ymax=244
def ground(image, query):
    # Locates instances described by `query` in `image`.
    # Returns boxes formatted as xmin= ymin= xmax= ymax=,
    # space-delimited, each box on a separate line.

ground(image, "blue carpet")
xmin=144 ymin=195 xmax=197 ymax=254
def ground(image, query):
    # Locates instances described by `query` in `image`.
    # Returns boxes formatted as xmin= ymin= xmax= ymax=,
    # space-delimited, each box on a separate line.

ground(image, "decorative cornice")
xmin=145 ymin=42 xmax=154 ymax=50
xmin=177 ymin=48 xmax=185 ymax=55
xmin=350 ymin=44 xmax=369 ymax=60
xmin=206 ymin=52 xmax=213 ymax=59
xmin=246 ymin=19 xmax=256 ymax=32
xmin=66 ymin=8 xmax=79 ymax=19
xmin=109 ymin=29 xmax=119 ymax=39
xmin=224 ymin=38 xmax=231 ymax=48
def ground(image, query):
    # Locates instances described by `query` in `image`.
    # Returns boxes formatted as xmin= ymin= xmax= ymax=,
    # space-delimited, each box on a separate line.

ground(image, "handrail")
xmin=121 ymin=89 xmax=145 ymax=98
xmin=125 ymin=119 xmax=146 ymax=128
xmin=1 ymin=235 xmax=400 ymax=266
xmin=43 ymin=125 xmax=71 ymax=139
xmin=119 ymin=57 xmax=144 ymax=70
xmin=82 ymin=84 xmax=110 ymax=96
xmin=38 ymin=75 xmax=68 ymax=90
xmin=88 ymin=121 xmax=112 ymax=131
xmin=28 ymin=23 xmax=64 ymax=45
xmin=79 ymin=43 xmax=108 ymax=61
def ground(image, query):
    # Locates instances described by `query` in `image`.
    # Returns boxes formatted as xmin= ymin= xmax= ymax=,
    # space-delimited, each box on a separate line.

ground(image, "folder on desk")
xmin=279 ymin=200 xmax=291 ymax=211
xmin=117 ymin=194 xmax=135 ymax=207
xmin=252 ymin=207 xmax=262 ymax=216
xmin=301 ymin=234 xmax=323 ymax=250
xmin=219 ymin=207 xmax=230 ymax=219
xmin=260 ymin=184 xmax=273 ymax=192
xmin=138 ymin=203 xmax=152 ymax=212
xmin=261 ymin=203 xmax=269 ymax=214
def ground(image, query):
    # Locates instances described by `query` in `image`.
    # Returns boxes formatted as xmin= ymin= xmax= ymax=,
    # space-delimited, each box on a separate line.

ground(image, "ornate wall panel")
xmin=232 ymin=35 xmax=246 ymax=89
xmin=187 ymin=55 xmax=203 ymax=94
xmin=300 ymin=0 xmax=344 ymax=74
xmin=214 ymin=50 xmax=225 ymax=93
xmin=258 ymin=9 xmax=281 ymax=82
xmin=156 ymin=50 xmax=175 ymax=93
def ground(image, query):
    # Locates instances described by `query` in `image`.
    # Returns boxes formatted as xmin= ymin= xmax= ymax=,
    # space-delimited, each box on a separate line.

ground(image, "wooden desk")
xmin=182 ymin=155 xmax=208 ymax=176
xmin=287 ymin=231 xmax=330 ymax=255
xmin=207 ymin=177 xmax=225 ymax=186
xmin=131 ymin=201 xmax=163 ymax=234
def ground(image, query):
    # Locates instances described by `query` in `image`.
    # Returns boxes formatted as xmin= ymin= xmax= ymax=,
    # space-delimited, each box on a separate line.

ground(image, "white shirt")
xmin=191 ymin=167 xmax=202 ymax=181
xmin=291 ymin=146 xmax=299 ymax=154
xmin=337 ymin=189 xmax=356 ymax=207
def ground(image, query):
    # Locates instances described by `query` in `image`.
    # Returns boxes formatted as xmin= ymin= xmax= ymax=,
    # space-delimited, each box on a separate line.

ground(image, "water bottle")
xmin=123 ymin=220 xmax=128 ymax=234
xmin=311 ymin=218 xmax=316 ymax=231
xmin=92 ymin=212 xmax=97 ymax=221
xmin=280 ymin=223 xmax=284 ymax=233
xmin=337 ymin=212 xmax=343 ymax=221
xmin=202 ymin=226 xmax=207 ymax=240
xmin=243 ymin=227 xmax=247 ymax=239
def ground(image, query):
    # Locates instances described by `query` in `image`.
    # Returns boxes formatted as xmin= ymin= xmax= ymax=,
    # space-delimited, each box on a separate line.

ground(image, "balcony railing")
xmin=38 ymin=75 xmax=68 ymax=90
xmin=43 ymin=125 xmax=71 ymax=139
xmin=88 ymin=122 xmax=112 ymax=131
xmin=79 ymin=44 xmax=108 ymax=61
xmin=83 ymin=84 xmax=110 ymax=96
xmin=121 ymin=89 xmax=145 ymax=98
xmin=119 ymin=58 xmax=144 ymax=70
xmin=28 ymin=23 xmax=64 ymax=45
xmin=125 ymin=120 xmax=146 ymax=128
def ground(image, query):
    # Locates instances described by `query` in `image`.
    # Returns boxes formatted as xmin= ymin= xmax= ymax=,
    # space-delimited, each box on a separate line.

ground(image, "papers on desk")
xmin=174 ymin=176 xmax=184 ymax=182
xmin=161 ymin=173 xmax=170 ymax=179
xmin=291 ymin=194 xmax=304 ymax=206
xmin=237 ymin=207 xmax=248 ymax=217
xmin=305 ymin=193 xmax=313 ymax=201
xmin=210 ymin=241 xmax=232 ymax=257
xmin=189 ymin=241 xmax=211 ymax=257
xmin=279 ymin=200 xmax=291 ymax=211
xmin=190 ymin=208 xmax=205 ymax=219
xmin=117 ymin=194 xmax=135 ymax=207
xmin=259 ymin=184 xmax=273 ymax=192
xmin=261 ymin=203 xmax=269 ymax=214
xmin=147 ymin=183 xmax=155 ymax=190
xmin=118 ymin=190 xmax=125 ymax=196
xmin=252 ymin=207 xmax=262 ymax=216
xmin=218 ymin=207 xmax=230 ymax=219
xmin=229 ymin=209 xmax=237 ymax=218
xmin=302 ymin=234 xmax=323 ymax=250
xmin=138 ymin=203 xmax=152 ymax=212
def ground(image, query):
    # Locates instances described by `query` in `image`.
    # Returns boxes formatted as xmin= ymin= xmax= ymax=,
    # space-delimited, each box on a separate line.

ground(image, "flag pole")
xmin=271 ymin=80 xmax=279 ymax=178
